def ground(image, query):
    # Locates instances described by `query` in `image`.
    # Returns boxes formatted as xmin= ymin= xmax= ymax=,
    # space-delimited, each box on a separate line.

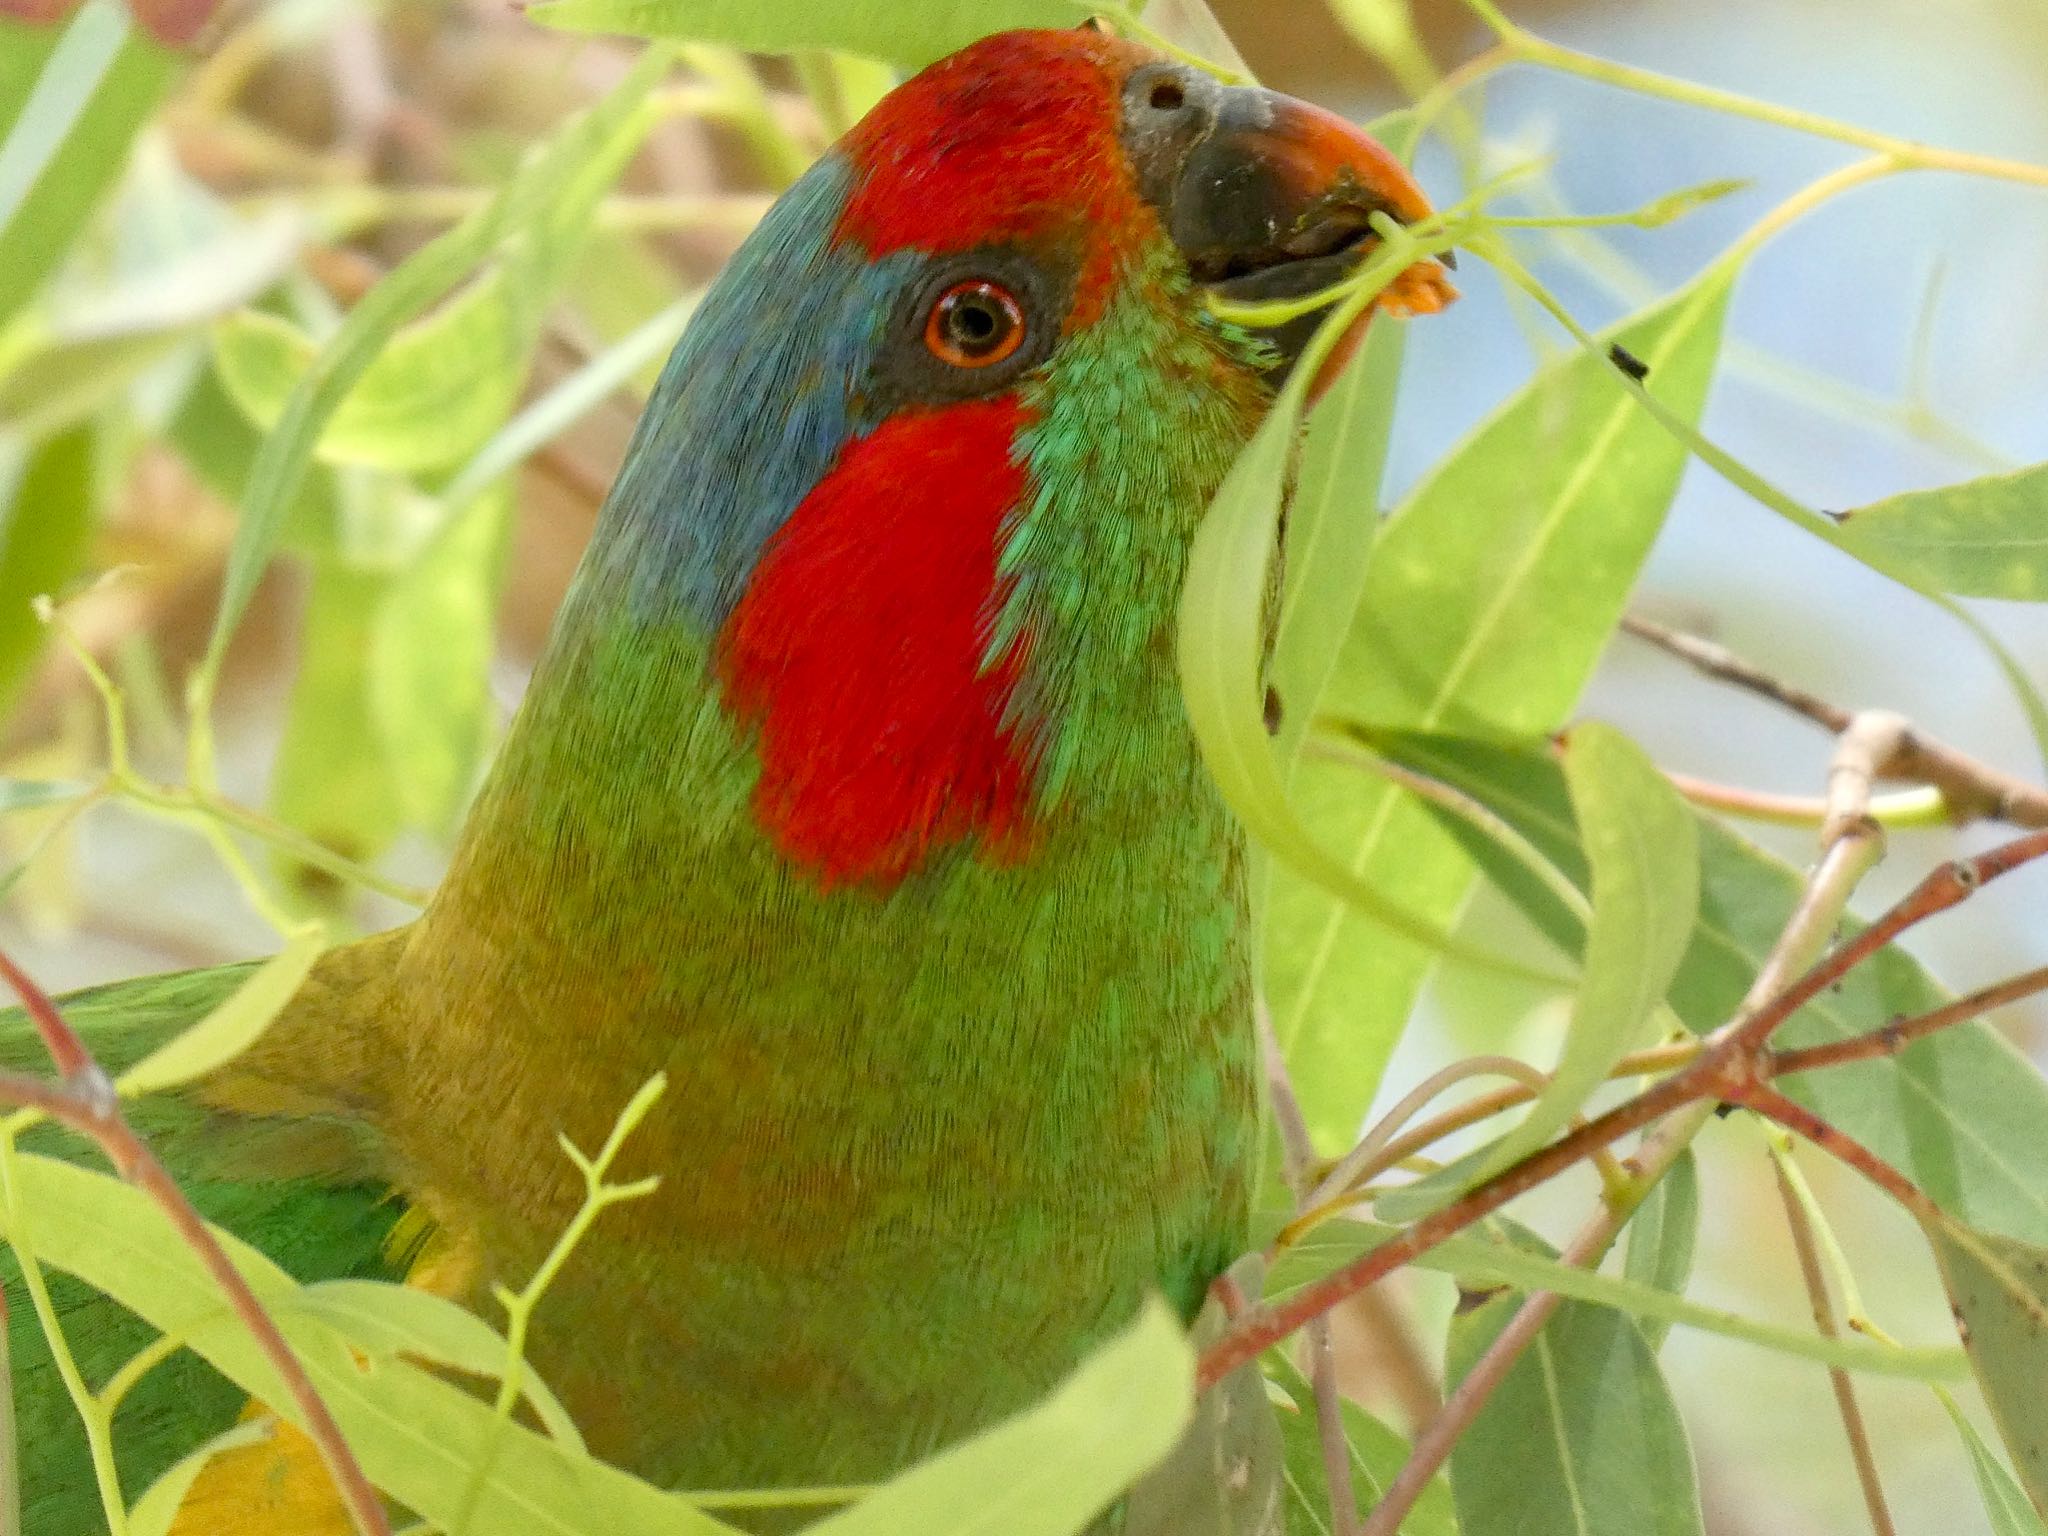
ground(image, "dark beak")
xmin=1120 ymin=62 xmax=1456 ymax=373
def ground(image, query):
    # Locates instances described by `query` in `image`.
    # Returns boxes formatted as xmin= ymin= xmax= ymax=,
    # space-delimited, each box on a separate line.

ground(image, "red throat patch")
xmin=714 ymin=398 xmax=1040 ymax=886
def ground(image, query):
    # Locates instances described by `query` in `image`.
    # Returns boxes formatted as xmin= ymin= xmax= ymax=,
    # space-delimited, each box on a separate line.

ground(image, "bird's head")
xmin=573 ymin=27 xmax=1453 ymax=886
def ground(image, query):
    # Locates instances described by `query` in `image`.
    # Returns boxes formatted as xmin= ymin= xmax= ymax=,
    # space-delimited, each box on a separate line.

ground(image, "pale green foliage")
xmin=5 ymin=0 xmax=2048 ymax=1533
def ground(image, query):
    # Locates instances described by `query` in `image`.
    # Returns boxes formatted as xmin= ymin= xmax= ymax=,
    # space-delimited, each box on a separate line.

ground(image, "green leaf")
xmin=0 ymin=1 xmax=180 ymax=332
xmin=1267 ymin=1216 xmax=1962 ymax=1382
xmin=1930 ymin=1222 xmax=2048 ymax=1516
xmin=369 ymin=490 xmax=511 ymax=832
xmin=1464 ymin=723 xmax=1698 ymax=1191
xmin=115 ymin=928 xmax=323 ymax=1099
xmin=527 ymin=0 xmax=1083 ymax=69
xmin=0 ymin=423 xmax=96 ymax=713
xmin=1369 ymin=730 xmax=2048 ymax=1246
xmin=215 ymin=274 xmax=523 ymax=474
xmin=1446 ymin=1226 xmax=1704 ymax=1536
xmin=272 ymin=562 xmax=406 ymax=873
xmin=1941 ymin=1390 xmax=2048 ymax=1536
xmin=1267 ymin=1354 xmax=1455 ymax=1536
xmin=291 ymin=1278 xmax=582 ymax=1449
xmin=808 ymin=1299 xmax=1193 ymax=1536
xmin=1835 ymin=462 xmax=2048 ymax=602
xmin=197 ymin=46 xmax=672 ymax=703
xmin=0 ymin=777 xmax=89 ymax=814
xmin=1621 ymin=1148 xmax=1699 ymax=1351
xmin=2 ymin=1152 xmax=742 ymax=1535
xmin=1180 ymin=302 xmax=1532 ymax=994
xmin=1268 ymin=267 xmax=1735 ymax=1147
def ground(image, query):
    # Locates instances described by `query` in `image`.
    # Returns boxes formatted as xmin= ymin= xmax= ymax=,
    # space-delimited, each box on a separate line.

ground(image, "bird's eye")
xmin=924 ymin=280 xmax=1026 ymax=368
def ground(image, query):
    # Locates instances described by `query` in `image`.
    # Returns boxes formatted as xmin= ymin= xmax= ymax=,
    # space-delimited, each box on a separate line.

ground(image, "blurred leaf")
xmin=370 ymin=490 xmax=511 ymax=833
xmin=1268 ymin=268 xmax=1734 ymax=1148
xmin=0 ymin=0 xmax=178 ymax=332
xmin=291 ymin=1279 xmax=582 ymax=1449
xmin=0 ymin=777 xmax=88 ymax=813
xmin=272 ymin=563 xmax=404 ymax=872
xmin=0 ymin=423 xmax=95 ymax=712
xmin=1266 ymin=1354 xmax=1455 ymax=1536
xmin=0 ymin=197 xmax=300 ymax=437
xmin=1447 ymin=1232 xmax=1705 ymax=1536
xmin=1834 ymin=462 xmax=2048 ymax=602
xmin=1942 ymin=1390 xmax=2048 ymax=1536
xmin=527 ymin=0 xmax=1082 ymax=69
xmin=114 ymin=930 xmax=322 ymax=1100
xmin=1620 ymin=1148 xmax=1698 ymax=1351
xmin=3 ymin=1151 xmax=742 ymax=1535
xmin=199 ymin=46 xmax=672 ymax=696
xmin=1370 ymin=731 xmax=2048 ymax=1246
xmin=1126 ymin=1253 xmax=1282 ymax=1536
xmin=214 ymin=274 xmax=526 ymax=474
xmin=167 ymin=362 xmax=341 ymax=547
xmin=439 ymin=292 xmax=696 ymax=510
xmin=807 ymin=1299 xmax=1193 ymax=1536
xmin=1267 ymin=1216 xmax=1962 ymax=1381
xmin=1931 ymin=1222 xmax=2048 ymax=1515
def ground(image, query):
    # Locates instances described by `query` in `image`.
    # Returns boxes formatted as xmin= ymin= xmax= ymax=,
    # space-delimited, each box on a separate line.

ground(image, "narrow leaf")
xmin=1835 ymin=462 xmax=2048 ymax=602
xmin=1942 ymin=1391 xmax=2048 ymax=1536
xmin=1267 ymin=1354 xmax=1455 ymax=1536
xmin=527 ymin=0 xmax=1082 ymax=69
xmin=114 ymin=928 xmax=323 ymax=1099
xmin=0 ymin=424 xmax=95 ymax=712
xmin=1931 ymin=1222 xmax=2048 ymax=1516
xmin=808 ymin=1299 xmax=1193 ymax=1536
xmin=1447 ymin=1227 xmax=1705 ymax=1536
xmin=1268 ymin=267 xmax=1734 ymax=1146
xmin=1621 ymin=1148 xmax=1699 ymax=1351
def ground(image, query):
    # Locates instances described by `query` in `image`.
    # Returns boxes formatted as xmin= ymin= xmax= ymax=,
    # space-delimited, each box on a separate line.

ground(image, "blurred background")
xmin=4 ymin=0 xmax=2046 ymax=1530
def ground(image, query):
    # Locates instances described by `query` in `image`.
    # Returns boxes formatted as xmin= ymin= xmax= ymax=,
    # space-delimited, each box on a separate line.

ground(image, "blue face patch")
xmin=579 ymin=154 xmax=919 ymax=633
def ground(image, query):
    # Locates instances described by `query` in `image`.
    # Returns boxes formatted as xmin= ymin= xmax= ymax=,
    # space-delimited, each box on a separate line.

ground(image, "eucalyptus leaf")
xmin=1930 ymin=1222 xmax=2048 ymax=1515
xmin=1363 ymin=730 xmax=2048 ymax=1244
xmin=1267 ymin=267 xmax=1734 ymax=1147
xmin=807 ymin=1299 xmax=1193 ymax=1536
xmin=1 ymin=1152 xmax=742 ymax=1536
xmin=1266 ymin=1216 xmax=1961 ymax=1382
xmin=1621 ymin=1148 xmax=1699 ymax=1351
xmin=1835 ymin=461 xmax=2048 ymax=602
xmin=1266 ymin=1354 xmax=1455 ymax=1536
xmin=1942 ymin=1390 xmax=2048 ymax=1536
xmin=0 ymin=1 xmax=179 ymax=331
xmin=1446 ymin=1226 xmax=1704 ymax=1536
xmin=213 ymin=276 xmax=526 ymax=474
xmin=527 ymin=0 xmax=1084 ymax=69
xmin=370 ymin=489 xmax=511 ymax=833
xmin=0 ymin=423 xmax=95 ymax=713
xmin=115 ymin=928 xmax=324 ymax=1100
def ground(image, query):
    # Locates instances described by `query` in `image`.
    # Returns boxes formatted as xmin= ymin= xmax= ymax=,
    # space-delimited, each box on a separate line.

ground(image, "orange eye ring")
xmin=924 ymin=280 xmax=1026 ymax=368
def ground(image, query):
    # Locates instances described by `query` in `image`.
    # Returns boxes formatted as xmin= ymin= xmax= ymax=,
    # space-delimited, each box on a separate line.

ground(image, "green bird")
xmin=4 ymin=26 xmax=1449 ymax=1532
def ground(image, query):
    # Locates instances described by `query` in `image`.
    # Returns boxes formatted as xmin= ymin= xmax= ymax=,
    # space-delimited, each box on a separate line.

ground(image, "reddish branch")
xmin=1199 ymin=825 xmax=2048 ymax=1390
xmin=0 ymin=950 xmax=389 ymax=1536
xmin=1772 ymin=964 xmax=2048 ymax=1077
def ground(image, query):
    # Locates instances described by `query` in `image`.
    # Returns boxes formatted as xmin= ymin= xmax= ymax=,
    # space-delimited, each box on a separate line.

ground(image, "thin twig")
xmin=1728 ymin=1082 xmax=1939 ymax=1222
xmin=1771 ymin=1146 xmax=1898 ymax=1536
xmin=1622 ymin=614 xmax=1850 ymax=731
xmin=1771 ymin=964 xmax=2048 ymax=1077
xmin=0 ymin=950 xmax=389 ymax=1536
xmin=1623 ymin=617 xmax=2048 ymax=830
xmin=1259 ymin=1008 xmax=1361 ymax=1536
